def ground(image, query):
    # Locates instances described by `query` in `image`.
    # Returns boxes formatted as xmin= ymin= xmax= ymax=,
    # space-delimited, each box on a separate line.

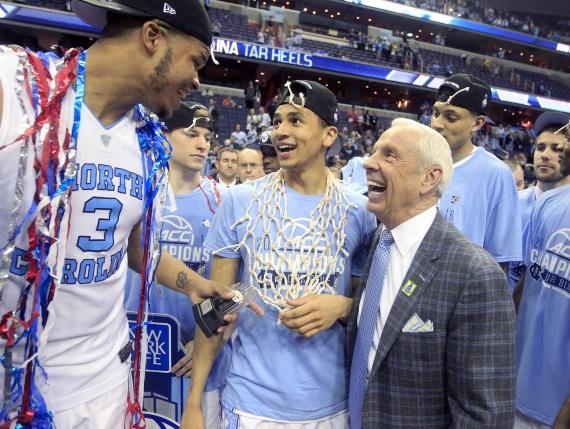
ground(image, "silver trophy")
xmin=193 ymin=282 xmax=257 ymax=337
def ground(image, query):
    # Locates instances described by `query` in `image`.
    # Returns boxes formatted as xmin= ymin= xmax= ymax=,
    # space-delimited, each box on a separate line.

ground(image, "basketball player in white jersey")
xmin=0 ymin=1 xmax=233 ymax=427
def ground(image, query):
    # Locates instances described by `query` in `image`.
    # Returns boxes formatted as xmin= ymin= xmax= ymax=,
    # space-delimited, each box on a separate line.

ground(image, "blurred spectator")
xmin=257 ymin=106 xmax=271 ymax=131
xmin=244 ymin=80 xmax=259 ymax=109
xmin=231 ymin=124 xmax=248 ymax=148
xmin=237 ymin=148 xmax=265 ymax=182
xmin=211 ymin=19 xmax=221 ymax=37
xmin=214 ymin=147 xmax=239 ymax=187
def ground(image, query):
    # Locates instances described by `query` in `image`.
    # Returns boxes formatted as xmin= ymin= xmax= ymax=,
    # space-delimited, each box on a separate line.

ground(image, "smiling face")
xmin=168 ymin=123 xmax=211 ymax=174
xmin=143 ymin=23 xmax=209 ymax=118
xmin=364 ymin=126 xmax=440 ymax=228
xmin=533 ymin=130 xmax=567 ymax=184
xmin=270 ymin=104 xmax=336 ymax=173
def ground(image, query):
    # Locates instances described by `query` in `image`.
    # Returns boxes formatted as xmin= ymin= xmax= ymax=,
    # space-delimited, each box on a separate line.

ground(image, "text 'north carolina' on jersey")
xmin=0 ymin=49 xmax=144 ymax=412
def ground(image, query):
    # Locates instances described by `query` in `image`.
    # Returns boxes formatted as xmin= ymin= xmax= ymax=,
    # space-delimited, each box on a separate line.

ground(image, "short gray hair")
xmin=391 ymin=118 xmax=453 ymax=196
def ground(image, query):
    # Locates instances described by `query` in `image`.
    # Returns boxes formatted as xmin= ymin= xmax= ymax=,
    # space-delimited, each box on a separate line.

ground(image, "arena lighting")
xmin=340 ymin=0 xmax=570 ymax=55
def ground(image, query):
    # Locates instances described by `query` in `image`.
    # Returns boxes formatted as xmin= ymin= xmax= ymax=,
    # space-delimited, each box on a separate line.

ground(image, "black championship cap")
xmin=435 ymin=73 xmax=491 ymax=116
xmin=274 ymin=80 xmax=341 ymax=156
xmin=71 ymin=0 xmax=212 ymax=46
xmin=534 ymin=111 xmax=570 ymax=135
xmin=259 ymin=129 xmax=277 ymax=157
xmin=162 ymin=101 xmax=212 ymax=132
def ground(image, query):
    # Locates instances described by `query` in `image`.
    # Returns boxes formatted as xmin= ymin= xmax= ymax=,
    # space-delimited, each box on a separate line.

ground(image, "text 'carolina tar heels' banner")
xmin=127 ymin=312 xmax=189 ymax=429
xmin=211 ymin=38 xmax=570 ymax=113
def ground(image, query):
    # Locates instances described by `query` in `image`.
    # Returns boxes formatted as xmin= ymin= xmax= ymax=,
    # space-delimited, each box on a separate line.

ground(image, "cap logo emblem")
xmin=163 ymin=2 xmax=176 ymax=14
xmin=482 ymin=94 xmax=488 ymax=108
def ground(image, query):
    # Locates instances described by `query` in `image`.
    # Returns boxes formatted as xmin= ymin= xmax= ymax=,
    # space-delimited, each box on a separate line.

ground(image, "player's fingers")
xmin=281 ymin=313 xmax=316 ymax=329
xmin=280 ymin=301 xmax=316 ymax=320
xmin=174 ymin=359 xmax=193 ymax=377
xmin=286 ymin=294 xmax=315 ymax=307
xmin=295 ymin=322 xmax=322 ymax=337
xmin=171 ymin=353 xmax=193 ymax=375
xmin=247 ymin=301 xmax=265 ymax=316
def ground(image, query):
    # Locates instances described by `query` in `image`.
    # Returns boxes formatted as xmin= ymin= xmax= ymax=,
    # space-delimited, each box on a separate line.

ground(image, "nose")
xmin=364 ymin=154 xmax=377 ymax=172
xmin=430 ymin=115 xmax=443 ymax=132
xmin=191 ymin=76 xmax=200 ymax=92
xmin=196 ymin=135 xmax=208 ymax=151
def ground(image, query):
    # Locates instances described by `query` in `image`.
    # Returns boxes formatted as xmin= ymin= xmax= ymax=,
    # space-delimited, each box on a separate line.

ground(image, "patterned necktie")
xmin=348 ymin=229 xmax=394 ymax=429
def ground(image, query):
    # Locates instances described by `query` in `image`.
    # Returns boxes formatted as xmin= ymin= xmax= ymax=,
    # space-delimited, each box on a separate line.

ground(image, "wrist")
xmin=338 ymin=296 xmax=353 ymax=323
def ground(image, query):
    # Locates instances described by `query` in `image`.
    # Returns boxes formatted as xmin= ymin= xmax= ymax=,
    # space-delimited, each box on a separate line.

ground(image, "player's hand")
xmin=190 ymin=279 xmax=264 ymax=317
xmin=171 ymin=341 xmax=193 ymax=377
xmin=180 ymin=404 xmax=204 ymax=429
xmin=279 ymin=294 xmax=352 ymax=337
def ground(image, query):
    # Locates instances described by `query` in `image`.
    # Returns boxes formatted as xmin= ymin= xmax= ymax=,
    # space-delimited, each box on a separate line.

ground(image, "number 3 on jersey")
xmin=77 ymin=197 xmax=123 ymax=252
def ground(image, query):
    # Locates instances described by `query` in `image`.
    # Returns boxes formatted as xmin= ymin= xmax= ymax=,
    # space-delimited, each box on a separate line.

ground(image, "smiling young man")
xmin=0 ymin=1 xmax=227 ymax=427
xmin=430 ymin=74 xmax=522 ymax=269
xmin=181 ymin=80 xmax=376 ymax=429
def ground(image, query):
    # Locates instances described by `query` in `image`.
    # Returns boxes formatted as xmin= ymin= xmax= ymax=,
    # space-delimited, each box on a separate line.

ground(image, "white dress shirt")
xmin=358 ymin=206 xmax=437 ymax=373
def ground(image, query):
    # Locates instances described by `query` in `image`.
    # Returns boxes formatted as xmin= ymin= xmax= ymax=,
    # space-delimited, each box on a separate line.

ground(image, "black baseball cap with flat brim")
xmin=273 ymin=80 xmax=341 ymax=157
xmin=71 ymin=0 xmax=212 ymax=46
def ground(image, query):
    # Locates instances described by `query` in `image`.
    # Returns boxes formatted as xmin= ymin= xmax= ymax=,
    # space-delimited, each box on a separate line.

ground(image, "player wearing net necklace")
xmin=182 ymin=80 xmax=376 ymax=429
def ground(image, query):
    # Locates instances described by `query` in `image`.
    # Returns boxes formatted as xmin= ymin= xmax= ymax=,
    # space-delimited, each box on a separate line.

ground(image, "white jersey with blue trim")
xmin=204 ymin=176 xmax=377 ymax=421
xmin=0 ymin=49 xmax=144 ymax=412
xmin=438 ymin=147 xmax=522 ymax=263
xmin=516 ymin=184 xmax=570 ymax=425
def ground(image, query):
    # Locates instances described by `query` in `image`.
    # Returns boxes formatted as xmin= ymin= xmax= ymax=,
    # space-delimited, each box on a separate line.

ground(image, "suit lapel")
xmin=368 ymin=214 xmax=449 ymax=379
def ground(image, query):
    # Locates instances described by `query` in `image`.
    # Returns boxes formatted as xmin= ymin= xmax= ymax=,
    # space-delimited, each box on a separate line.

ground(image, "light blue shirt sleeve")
xmin=204 ymin=187 xmax=241 ymax=258
xmin=483 ymin=174 xmax=523 ymax=263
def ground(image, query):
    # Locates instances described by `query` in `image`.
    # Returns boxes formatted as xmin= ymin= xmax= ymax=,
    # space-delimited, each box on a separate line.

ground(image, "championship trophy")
xmin=193 ymin=282 xmax=257 ymax=337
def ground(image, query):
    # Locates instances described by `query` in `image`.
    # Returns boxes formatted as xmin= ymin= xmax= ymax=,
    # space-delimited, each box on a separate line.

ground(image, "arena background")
xmin=1 ymin=1 xmax=568 ymax=426
xmin=1 ymin=0 xmax=569 ymax=185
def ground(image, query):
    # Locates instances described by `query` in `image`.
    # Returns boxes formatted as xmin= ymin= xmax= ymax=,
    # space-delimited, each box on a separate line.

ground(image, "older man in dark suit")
xmin=347 ymin=118 xmax=516 ymax=429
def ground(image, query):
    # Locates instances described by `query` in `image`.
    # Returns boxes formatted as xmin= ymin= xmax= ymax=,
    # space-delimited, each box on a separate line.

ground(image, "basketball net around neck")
xmin=217 ymin=169 xmax=356 ymax=312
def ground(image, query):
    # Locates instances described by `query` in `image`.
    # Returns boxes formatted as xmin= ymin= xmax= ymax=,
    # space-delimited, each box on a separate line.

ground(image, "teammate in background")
xmin=237 ymin=147 xmax=265 ymax=183
xmin=182 ymin=80 xmax=376 ymax=429
xmin=504 ymin=158 xmax=525 ymax=191
xmin=259 ymin=130 xmax=281 ymax=174
xmin=215 ymin=147 xmax=239 ymax=187
xmin=514 ymin=119 xmax=570 ymax=429
xmin=0 ymin=1 xmax=229 ymax=427
xmin=508 ymin=112 xmax=570 ymax=293
xmin=431 ymin=73 xmax=522 ymax=269
xmin=124 ymin=102 xmax=227 ymax=427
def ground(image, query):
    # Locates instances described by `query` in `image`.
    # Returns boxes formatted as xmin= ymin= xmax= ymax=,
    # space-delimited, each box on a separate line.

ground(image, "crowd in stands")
xmin=195 ymin=86 xmax=542 ymax=191
xmin=389 ymin=0 xmax=570 ymax=41
xmin=9 ymin=0 xmax=570 ymax=100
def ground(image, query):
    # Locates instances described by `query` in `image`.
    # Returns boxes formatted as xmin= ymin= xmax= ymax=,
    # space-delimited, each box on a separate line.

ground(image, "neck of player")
xmin=283 ymin=164 xmax=328 ymax=195
xmin=451 ymin=141 xmax=476 ymax=163
xmin=538 ymin=175 xmax=570 ymax=192
xmin=170 ymin=166 xmax=203 ymax=195
xmin=82 ymin=43 xmax=144 ymax=127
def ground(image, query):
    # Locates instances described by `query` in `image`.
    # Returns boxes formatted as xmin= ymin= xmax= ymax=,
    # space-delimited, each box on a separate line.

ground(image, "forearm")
xmin=186 ymin=328 xmax=224 ymax=409
xmin=155 ymin=251 xmax=205 ymax=295
xmin=127 ymin=223 xmax=206 ymax=298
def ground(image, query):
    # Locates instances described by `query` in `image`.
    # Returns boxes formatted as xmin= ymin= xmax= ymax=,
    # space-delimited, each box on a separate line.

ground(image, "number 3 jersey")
xmin=0 ymin=49 xmax=144 ymax=411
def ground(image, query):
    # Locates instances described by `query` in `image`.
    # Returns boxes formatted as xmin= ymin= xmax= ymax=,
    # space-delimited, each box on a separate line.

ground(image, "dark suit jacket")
xmin=347 ymin=213 xmax=516 ymax=428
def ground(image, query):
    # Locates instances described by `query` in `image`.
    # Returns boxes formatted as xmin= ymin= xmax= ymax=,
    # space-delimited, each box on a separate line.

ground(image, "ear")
xmin=420 ymin=166 xmax=443 ymax=197
xmin=141 ymin=20 xmax=165 ymax=55
xmin=322 ymin=126 xmax=339 ymax=150
xmin=471 ymin=115 xmax=486 ymax=134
